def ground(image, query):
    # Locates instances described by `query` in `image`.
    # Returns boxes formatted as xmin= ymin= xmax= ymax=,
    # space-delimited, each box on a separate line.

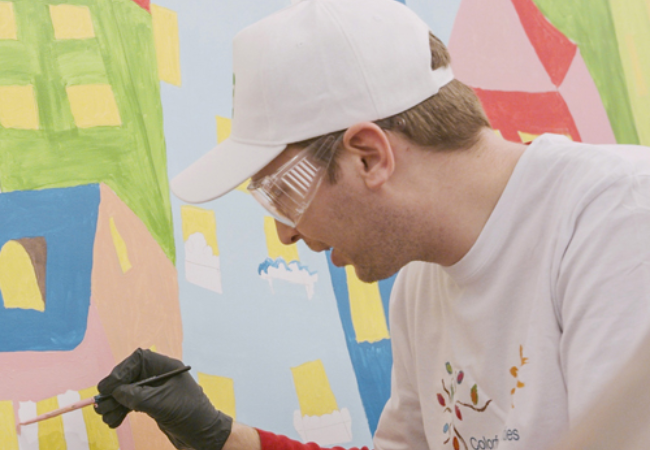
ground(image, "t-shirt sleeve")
xmin=256 ymin=429 xmax=370 ymax=450
xmin=556 ymin=167 xmax=650 ymax=422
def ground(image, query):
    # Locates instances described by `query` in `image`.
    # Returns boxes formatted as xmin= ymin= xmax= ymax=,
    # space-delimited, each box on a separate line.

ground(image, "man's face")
xmin=251 ymin=133 xmax=410 ymax=283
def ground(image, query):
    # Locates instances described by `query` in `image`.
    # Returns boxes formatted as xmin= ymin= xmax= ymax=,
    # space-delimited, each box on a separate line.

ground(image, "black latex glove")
xmin=95 ymin=348 xmax=232 ymax=450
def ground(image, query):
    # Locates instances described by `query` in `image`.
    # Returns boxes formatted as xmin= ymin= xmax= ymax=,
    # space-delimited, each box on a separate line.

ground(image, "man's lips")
xmin=304 ymin=242 xmax=349 ymax=268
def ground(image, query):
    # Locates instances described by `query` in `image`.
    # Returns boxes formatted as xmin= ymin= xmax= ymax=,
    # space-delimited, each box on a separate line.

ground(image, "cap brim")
xmin=171 ymin=137 xmax=286 ymax=203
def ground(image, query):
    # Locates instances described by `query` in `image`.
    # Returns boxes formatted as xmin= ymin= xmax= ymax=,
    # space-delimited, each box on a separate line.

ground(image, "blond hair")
xmin=295 ymin=32 xmax=491 ymax=182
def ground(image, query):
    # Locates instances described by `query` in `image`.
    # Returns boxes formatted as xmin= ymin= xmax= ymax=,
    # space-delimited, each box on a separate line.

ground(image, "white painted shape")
xmin=293 ymin=407 xmax=353 ymax=446
xmin=259 ymin=261 xmax=318 ymax=299
xmin=18 ymin=401 xmax=39 ymax=450
xmin=58 ymin=390 xmax=90 ymax=450
xmin=185 ymin=232 xmax=222 ymax=293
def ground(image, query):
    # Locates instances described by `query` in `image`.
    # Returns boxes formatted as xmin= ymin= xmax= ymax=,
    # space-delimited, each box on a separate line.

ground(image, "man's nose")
xmin=275 ymin=220 xmax=301 ymax=245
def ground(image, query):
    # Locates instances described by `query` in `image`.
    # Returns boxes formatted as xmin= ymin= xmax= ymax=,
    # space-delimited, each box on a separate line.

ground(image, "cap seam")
xmin=259 ymin=31 xmax=273 ymax=141
xmin=320 ymin=1 xmax=380 ymax=118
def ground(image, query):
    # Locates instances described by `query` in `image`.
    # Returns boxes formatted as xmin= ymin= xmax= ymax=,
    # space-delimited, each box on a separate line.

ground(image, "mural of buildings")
xmin=0 ymin=0 xmax=648 ymax=448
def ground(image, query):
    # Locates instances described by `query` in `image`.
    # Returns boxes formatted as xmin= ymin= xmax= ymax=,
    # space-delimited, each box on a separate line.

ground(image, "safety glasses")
xmin=247 ymin=135 xmax=339 ymax=228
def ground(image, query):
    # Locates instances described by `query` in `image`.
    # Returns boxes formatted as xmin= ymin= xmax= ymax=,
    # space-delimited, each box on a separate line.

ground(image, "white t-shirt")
xmin=373 ymin=134 xmax=650 ymax=450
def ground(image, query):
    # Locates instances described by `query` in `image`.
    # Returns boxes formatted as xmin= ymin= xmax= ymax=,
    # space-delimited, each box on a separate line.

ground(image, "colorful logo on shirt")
xmin=509 ymin=345 xmax=529 ymax=408
xmin=437 ymin=362 xmax=492 ymax=450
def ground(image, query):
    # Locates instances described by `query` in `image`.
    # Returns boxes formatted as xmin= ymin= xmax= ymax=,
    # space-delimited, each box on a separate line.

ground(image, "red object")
xmin=475 ymin=88 xmax=581 ymax=143
xmin=437 ymin=393 xmax=446 ymax=406
xmin=455 ymin=405 xmax=463 ymax=421
xmin=257 ymin=429 xmax=371 ymax=450
xmin=130 ymin=0 xmax=150 ymax=11
xmin=510 ymin=0 xmax=577 ymax=86
xmin=457 ymin=371 xmax=464 ymax=384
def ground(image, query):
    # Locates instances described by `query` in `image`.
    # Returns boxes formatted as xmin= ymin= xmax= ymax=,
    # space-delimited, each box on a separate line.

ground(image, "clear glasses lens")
xmin=248 ymin=135 xmax=338 ymax=227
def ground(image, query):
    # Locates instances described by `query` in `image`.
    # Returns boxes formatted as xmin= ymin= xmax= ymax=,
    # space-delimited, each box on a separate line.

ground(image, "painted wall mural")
xmin=0 ymin=0 xmax=648 ymax=449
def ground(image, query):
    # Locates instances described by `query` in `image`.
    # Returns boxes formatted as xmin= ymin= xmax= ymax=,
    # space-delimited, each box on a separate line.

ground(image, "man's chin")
xmin=352 ymin=265 xmax=397 ymax=283
xmin=329 ymin=248 xmax=348 ymax=268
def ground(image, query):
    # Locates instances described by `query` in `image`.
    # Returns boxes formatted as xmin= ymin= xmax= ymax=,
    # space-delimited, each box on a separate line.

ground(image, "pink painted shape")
xmin=448 ymin=0 xmax=555 ymax=92
xmin=0 ymin=304 xmax=136 ymax=449
xmin=92 ymin=183 xmax=181 ymax=450
xmin=559 ymin=49 xmax=617 ymax=144
xmin=0 ymin=305 xmax=115 ymax=400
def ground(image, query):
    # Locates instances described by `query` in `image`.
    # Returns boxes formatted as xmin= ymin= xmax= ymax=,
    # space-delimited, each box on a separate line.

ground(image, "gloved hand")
xmin=95 ymin=348 xmax=232 ymax=450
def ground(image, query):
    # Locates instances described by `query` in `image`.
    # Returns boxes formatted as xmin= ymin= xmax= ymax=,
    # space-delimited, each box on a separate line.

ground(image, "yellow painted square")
xmin=198 ymin=373 xmax=237 ymax=419
xmin=151 ymin=4 xmax=181 ymax=86
xmin=216 ymin=116 xmax=231 ymax=143
xmin=517 ymin=131 xmax=540 ymax=144
xmin=181 ymin=205 xmax=219 ymax=255
xmin=49 ymin=4 xmax=95 ymax=40
xmin=0 ymin=240 xmax=45 ymax=311
xmin=235 ymin=177 xmax=251 ymax=194
xmin=291 ymin=360 xmax=338 ymax=417
xmin=66 ymin=84 xmax=121 ymax=128
xmin=346 ymin=266 xmax=390 ymax=343
xmin=0 ymin=85 xmax=39 ymax=129
xmin=0 ymin=2 xmax=18 ymax=40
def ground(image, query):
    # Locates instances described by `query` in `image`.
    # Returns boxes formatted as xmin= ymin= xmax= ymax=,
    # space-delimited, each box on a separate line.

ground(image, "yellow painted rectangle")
xmin=610 ymin=0 xmax=650 ymax=145
xmin=0 ymin=401 xmax=19 ymax=450
xmin=197 ymin=373 xmax=236 ymax=420
xmin=181 ymin=205 xmax=219 ymax=255
xmin=0 ymin=240 xmax=44 ymax=311
xmin=517 ymin=131 xmax=539 ymax=143
xmin=216 ymin=116 xmax=231 ymax=143
xmin=346 ymin=266 xmax=390 ymax=343
xmin=264 ymin=216 xmax=299 ymax=262
xmin=291 ymin=360 xmax=338 ymax=417
xmin=79 ymin=387 xmax=120 ymax=450
xmin=66 ymin=84 xmax=121 ymax=128
xmin=151 ymin=4 xmax=181 ymax=86
xmin=235 ymin=178 xmax=251 ymax=193
xmin=0 ymin=85 xmax=39 ymax=129
xmin=625 ymin=34 xmax=648 ymax=97
xmin=37 ymin=396 xmax=67 ymax=450
xmin=109 ymin=217 xmax=132 ymax=273
xmin=0 ymin=2 xmax=18 ymax=40
xmin=49 ymin=4 xmax=95 ymax=40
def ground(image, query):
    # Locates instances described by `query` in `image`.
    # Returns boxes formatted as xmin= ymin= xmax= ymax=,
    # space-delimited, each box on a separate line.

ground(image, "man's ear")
xmin=343 ymin=122 xmax=395 ymax=190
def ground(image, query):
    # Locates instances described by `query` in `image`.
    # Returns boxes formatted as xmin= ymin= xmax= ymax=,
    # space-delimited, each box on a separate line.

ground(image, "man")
xmin=94 ymin=0 xmax=650 ymax=449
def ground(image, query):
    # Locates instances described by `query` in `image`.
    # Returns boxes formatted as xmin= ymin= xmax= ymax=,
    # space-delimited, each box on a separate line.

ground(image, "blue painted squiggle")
xmin=257 ymin=257 xmax=316 ymax=276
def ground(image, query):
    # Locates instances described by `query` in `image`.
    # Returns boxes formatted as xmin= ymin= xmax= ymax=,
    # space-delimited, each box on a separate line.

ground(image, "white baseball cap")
xmin=171 ymin=0 xmax=454 ymax=203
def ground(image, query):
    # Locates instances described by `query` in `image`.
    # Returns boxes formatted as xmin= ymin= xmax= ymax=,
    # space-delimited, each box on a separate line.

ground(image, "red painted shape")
xmin=474 ymin=88 xmax=582 ymax=143
xmin=130 ymin=0 xmax=150 ymax=12
xmin=511 ymin=0 xmax=577 ymax=86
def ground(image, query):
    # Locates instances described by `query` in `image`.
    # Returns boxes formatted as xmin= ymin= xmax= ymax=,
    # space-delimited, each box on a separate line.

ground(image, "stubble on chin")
xmin=351 ymin=261 xmax=400 ymax=283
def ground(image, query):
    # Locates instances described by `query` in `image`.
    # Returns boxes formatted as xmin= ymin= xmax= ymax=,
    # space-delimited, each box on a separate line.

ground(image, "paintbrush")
xmin=16 ymin=365 xmax=191 ymax=432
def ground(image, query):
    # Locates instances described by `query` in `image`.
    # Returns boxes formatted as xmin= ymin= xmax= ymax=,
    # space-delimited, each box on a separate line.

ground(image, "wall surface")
xmin=0 ymin=0 xmax=648 ymax=449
